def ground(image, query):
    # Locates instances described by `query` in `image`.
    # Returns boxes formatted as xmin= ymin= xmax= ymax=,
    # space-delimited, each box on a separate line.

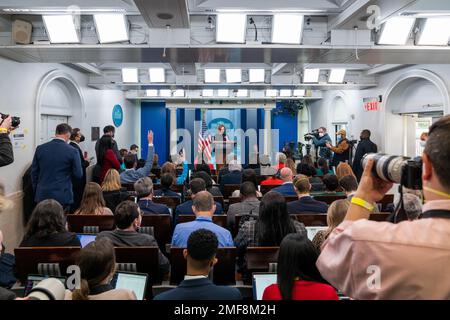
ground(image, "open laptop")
xmin=24 ymin=274 xmax=66 ymax=296
xmin=252 ymin=272 xmax=277 ymax=300
xmin=110 ymin=271 xmax=149 ymax=300
xmin=76 ymin=234 xmax=97 ymax=248
xmin=306 ymin=226 xmax=327 ymax=241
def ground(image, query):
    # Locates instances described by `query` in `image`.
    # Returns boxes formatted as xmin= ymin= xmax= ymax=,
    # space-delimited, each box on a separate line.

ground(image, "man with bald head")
xmin=171 ymin=191 xmax=233 ymax=247
xmin=271 ymin=167 xmax=297 ymax=196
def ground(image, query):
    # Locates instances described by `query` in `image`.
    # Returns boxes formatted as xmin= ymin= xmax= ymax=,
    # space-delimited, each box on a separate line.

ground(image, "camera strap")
xmin=423 ymin=186 xmax=450 ymax=199
xmin=421 ymin=210 xmax=450 ymax=220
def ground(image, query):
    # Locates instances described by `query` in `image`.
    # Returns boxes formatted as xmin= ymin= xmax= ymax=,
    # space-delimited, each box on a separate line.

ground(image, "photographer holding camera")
xmin=316 ymin=115 xmax=450 ymax=299
xmin=306 ymin=127 xmax=332 ymax=160
xmin=0 ymin=115 xmax=15 ymax=167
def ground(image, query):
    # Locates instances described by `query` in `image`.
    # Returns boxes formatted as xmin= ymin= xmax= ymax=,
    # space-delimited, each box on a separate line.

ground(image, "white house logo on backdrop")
xmin=112 ymin=104 xmax=124 ymax=127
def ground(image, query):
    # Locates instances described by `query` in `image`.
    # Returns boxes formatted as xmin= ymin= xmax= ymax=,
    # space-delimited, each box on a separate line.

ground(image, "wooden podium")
xmin=212 ymin=140 xmax=236 ymax=171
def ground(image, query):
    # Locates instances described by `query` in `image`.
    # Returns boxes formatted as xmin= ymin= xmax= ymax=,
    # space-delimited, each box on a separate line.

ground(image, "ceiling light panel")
xmin=146 ymin=89 xmax=158 ymax=97
xmin=236 ymin=89 xmax=248 ymax=97
xmin=377 ymin=17 xmax=415 ymax=45
xmin=303 ymin=69 xmax=320 ymax=83
xmin=173 ymin=89 xmax=185 ymax=97
xmin=42 ymin=15 xmax=80 ymax=43
xmin=293 ymin=89 xmax=306 ymax=96
xmin=265 ymin=89 xmax=278 ymax=97
xmin=159 ymin=89 xmax=172 ymax=97
xmin=226 ymin=69 xmax=242 ymax=83
xmin=328 ymin=69 xmax=346 ymax=83
xmin=249 ymin=69 xmax=265 ymax=83
xmin=122 ymin=68 xmax=138 ymax=83
xmin=216 ymin=13 xmax=247 ymax=43
xmin=271 ymin=14 xmax=304 ymax=44
xmin=149 ymin=68 xmax=165 ymax=83
xmin=279 ymin=89 xmax=292 ymax=97
xmin=202 ymin=89 xmax=214 ymax=97
xmin=417 ymin=17 xmax=450 ymax=45
xmin=217 ymin=89 xmax=229 ymax=97
xmin=94 ymin=14 xmax=129 ymax=44
xmin=204 ymin=69 xmax=221 ymax=83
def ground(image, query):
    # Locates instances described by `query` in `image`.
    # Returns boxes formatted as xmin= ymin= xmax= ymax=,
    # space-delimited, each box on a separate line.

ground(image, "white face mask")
xmin=420 ymin=140 xmax=426 ymax=147
xmin=319 ymin=132 xmax=324 ymax=137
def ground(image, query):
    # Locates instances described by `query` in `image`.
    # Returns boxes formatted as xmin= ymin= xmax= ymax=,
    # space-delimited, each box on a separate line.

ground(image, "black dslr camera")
xmin=0 ymin=113 xmax=20 ymax=128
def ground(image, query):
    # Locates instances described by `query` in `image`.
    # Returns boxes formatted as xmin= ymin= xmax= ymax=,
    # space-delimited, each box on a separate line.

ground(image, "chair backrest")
xmin=121 ymin=183 xmax=135 ymax=191
xmin=177 ymin=215 xmax=227 ymax=229
xmin=152 ymin=196 xmax=181 ymax=209
xmin=245 ymin=247 xmax=279 ymax=273
xmin=67 ymin=215 xmax=115 ymax=233
xmin=312 ymin=194 xmax=347 ymax=204
xmin=14 ymin=247 xmax=80 ymax=284
xmin=153 ymin=184 xmax=184 ymax=194
xmin=223 ymin=184 xmax=241 ymax=199
xmin=169 ymin=247 xmax=237 ymax=285
xmin=369 ymin=212 xmax=390 ymax=222
xmin=114 ymin=247 xmax=161 ymax=284
xmin=291 ymin=214 xmax=327 ymax=226
xmin=259 ymin=184 xmax=276 ymax=194
xmin=141 ymin=215 xmax=172 ymax=250
xmin=378 ymin=194 xmax=394 ymax=210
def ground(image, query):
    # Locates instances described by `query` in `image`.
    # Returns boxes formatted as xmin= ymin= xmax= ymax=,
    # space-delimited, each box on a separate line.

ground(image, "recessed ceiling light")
xmin=303 ymin=69 xmax=320 ymax=83
xmin=236 ymin=89 xmax=248 ymax=97
xmin=149 ymin=68 xmax=165 ymax=83
xmin=94 ymin=14 xmax=129 ymax=44
xmin=272 ymin=14 xmax=304 ymax=44
xmin=377 ymin=16 xmax=415 ymax=45
xmin=265 ymin=89 xmax=277 ymax=97
xmin=202 ymin=89 xmax=214 ymax=97
xmin=417 ymin=17 xmax=450 ymax=45
xmin=293 ymin=89 xmax=306 ymax=96
xmin=249 ymin=69 xmax=265 ymax=83
xmin=279 ymin=89 xmax=292 ymax=97
xmin=217 ymin=89 xmax=229 ymax=97
xmin=204 ymin=69 xmax=221 ymax=83
xmin=159 ymin=89 xmax=172 ymax=97
xmin=216 ymin=13 xmax=247 ymax=43
xmin=122 ymin=68 xmax=138 ymax=83
xmin=226 ymin=69 xmax=242 ymax=83
xmin=328 ymin=69 xmax=346 ymax=83
xmin=42 ymin=15 xmax=80 ymax=43
xmin=146 ymin=89 xmax=158 ymax=97
xmin=173 ymin=89 xmax=185 ymax=97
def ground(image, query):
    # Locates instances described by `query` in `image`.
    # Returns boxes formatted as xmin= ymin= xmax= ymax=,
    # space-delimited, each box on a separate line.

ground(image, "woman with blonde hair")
xmin=312 ymin=199 xmax=350 ymax=252
xmin=285 ymin=158 xmax=296 ymax=175
xmin=336 ymin=162 xmax=356 ymax=180
xmin=74 ymin=183 xmax=113 ymax=215
xmin=101 ymin=169 xmax=129 ymax=213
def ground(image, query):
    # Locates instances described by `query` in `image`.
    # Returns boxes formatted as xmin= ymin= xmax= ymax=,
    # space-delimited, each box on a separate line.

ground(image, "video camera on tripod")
xmin=304 ymin=129 xmax=319 ymax=141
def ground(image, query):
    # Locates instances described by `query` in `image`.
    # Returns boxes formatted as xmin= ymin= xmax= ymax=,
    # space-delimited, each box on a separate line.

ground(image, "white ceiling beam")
xmin=365 ymin=64 xmax=408 ymax=75
xmin=271 ymin=63 xmax=288 ymax=76
xmin=327 ymin=0 xmax=372 ymax=31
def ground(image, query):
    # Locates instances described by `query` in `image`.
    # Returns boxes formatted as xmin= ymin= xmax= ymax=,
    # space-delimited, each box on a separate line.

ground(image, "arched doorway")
xmin=297 ymin=103 xmax=311 ymax=144
xmin=35 ymin=70 xmax=84 ymax=146
xmin=384 ymin=69 xmax=448 ymax=156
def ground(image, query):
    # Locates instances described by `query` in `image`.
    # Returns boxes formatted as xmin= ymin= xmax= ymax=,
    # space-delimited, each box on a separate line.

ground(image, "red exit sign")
xmin=363 ymin=97 xmax=379 ymax=111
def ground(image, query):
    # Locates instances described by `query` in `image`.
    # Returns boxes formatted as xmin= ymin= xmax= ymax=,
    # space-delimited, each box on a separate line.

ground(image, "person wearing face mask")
xmin=419 ymin=132 xmax=428 ymax=147
xmin=311 ymin=127 xmax=332 ymax=161
xmin=351 ymin=129 xmax=378 ymax=181
xmin=93 ymin=125 xmax=122 ymax=183
xmin=326 ymin=129 xmax=350 ymax=169
xmin=31 ymin=124 xmax=82 ymax=212
xmin=69 ymin=128 xmax=90 ymax=213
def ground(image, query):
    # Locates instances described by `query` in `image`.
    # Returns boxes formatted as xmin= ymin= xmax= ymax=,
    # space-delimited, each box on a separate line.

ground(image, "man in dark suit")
xmin=288 ymin=175 xmax=328 ymax=214
xmin=69 ymin=128 xmax=90 ymax=213
xmin=154 ymin=229 xmax=242 ymax=300
xmin=134 ymin=177 xmax=171 ymax=215
xmin=352 ymin=129 xmax=378 ymax=181
xmin=219 ymin=160 xmax=242 ymax=194
xmin=272 ymin=168 xmax=297 ymax=196
xmin=31 ymin=123 xmax=82 ymax=211
xmin=93 ymin=125 xmax=122 ymax=182
xmin=174 ymin=178 xmax=223 ymax=225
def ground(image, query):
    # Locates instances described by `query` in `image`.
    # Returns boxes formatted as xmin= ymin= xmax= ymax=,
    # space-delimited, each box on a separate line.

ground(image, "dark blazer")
xmin=174 ymin=200 xmax=223 ymax=225
xmin=219 ymin=170 xmax=242 ymax=194
xmin=138 ymin=199 xmax=171 ymax=215
xmin=20 ymin=232 xmax=81 ymax=247
xmin=287 ymin=196 xmax=328 ymax=214
xmin=103 ymin=189 xmax=130 ymax=213
xmin=153 ymin=278 xmax=242 ymax=300
xmin=0 ymin=133 xmax=13 ymax=167
xmin=154 ymin=189 xmax=181 ymax=199
xmin=272 ymin=182 xmax=297 ymax=196
xmin=352 ymin=138 xmax=378 ymax=180
xmin=31 ymin=139 xmax=82 ymax=206
xmin=69 ymin=141 xmax=89 ymax=212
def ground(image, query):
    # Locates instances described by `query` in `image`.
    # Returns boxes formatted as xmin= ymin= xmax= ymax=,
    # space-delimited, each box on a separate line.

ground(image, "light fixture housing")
xmin=226 ymin=69 xmax=242 ymax=83
xmin=93 ymin=13 xmax=129 ymax=44
xmin=303 ymin=69 xmax=320 ymax=83
xmin=279 ymin=89 xmax=292 ymax=97
xmin=122 ymin=68 xmax=139 ymax=83
xmin=236 ymin=89 xmax=248 ymax=97
xmin=173 ymin=89 xmax=185 ymax=97
xmin=204 ymin=69 xmax=221 ymax=83
xmin=202 ymin=89 xmax=214 ymax=97
xmin=417 ymin=17 xmax=450 ymax=45
xmin=42 ymin=15 xmax=80 ymax=43
xmin=265 ymin=89 xmax=278 ymax=97
xmin=216 ymin=13 xmax=247 ymax=43
xmin=217 ymin=89 xmax=229 ymax=97
xmin=328 ymin=69 xmax=346 ymax=83
xmin=149 ymin=68 xmax=165 ymax=83
xmin=159 ymin=89 xmax=172 ymax=97
xmin=293 ymin=89 xmax=306 ymax=97
xmin=146 ymin=89 xmax=158 ymax=97
xmin=271 ymin=14 xmax=304 ymax=44
xmin=377 ymin=16 xmax=415 ymax=45
xmin=249 ymin=69 xmax=265 ymax=83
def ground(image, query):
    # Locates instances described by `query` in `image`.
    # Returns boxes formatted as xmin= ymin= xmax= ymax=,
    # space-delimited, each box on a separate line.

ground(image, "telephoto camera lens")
xmin=361 ymin=153 xmax=410 ymax=184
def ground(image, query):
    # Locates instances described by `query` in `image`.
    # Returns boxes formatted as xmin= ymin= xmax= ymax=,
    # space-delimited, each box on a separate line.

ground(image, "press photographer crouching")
xmin=0 ymin=113 xmax=20 ymax=167
xmin=316 ymin=115 xmax=450 ymax=300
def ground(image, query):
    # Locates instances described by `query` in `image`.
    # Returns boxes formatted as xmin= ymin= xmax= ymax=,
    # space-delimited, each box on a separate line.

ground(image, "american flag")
xmin=198 ymin=117 xmax=212 ymax=163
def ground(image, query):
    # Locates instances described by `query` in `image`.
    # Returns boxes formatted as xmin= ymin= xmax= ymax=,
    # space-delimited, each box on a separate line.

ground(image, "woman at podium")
xmin=213 ymin=124 xmax=230 ymax=170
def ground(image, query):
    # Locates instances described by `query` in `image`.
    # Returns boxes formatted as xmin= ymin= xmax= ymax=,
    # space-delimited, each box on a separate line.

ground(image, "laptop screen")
xmin=252 ymin=273 xmax=277 ymax=300
xmin=306 ymin=226 xmax=327 ymax=241
xmin=111 ymin=272 xmax=148 ymax=300
xmin=77 ymin=234 xmax=97 ymax=248
xmin=24 ymin=275 xmax=66 ymax=296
